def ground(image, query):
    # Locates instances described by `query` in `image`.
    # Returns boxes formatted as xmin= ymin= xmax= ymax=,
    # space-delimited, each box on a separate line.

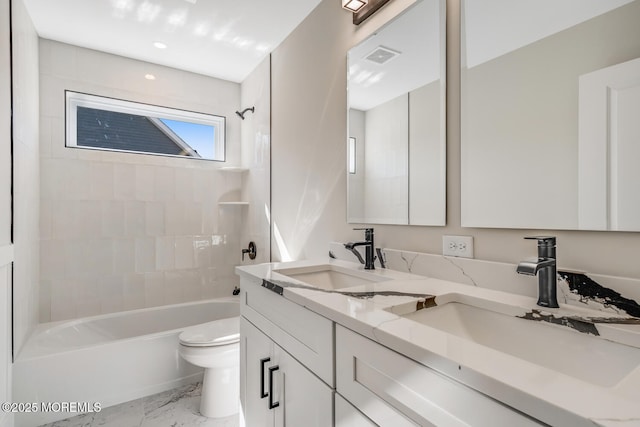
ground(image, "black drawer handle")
xmin=268 ymin=365 xmax=280 ymax=409
xmin=260 ymin=357 xmax=270 ymax=399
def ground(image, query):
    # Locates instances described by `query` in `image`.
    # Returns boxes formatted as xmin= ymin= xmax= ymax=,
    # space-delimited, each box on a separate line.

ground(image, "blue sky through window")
xmin=160 ymin=118 xmax=215 ymax=159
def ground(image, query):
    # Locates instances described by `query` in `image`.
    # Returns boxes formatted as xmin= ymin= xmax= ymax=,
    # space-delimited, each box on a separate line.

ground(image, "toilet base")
xmin=199 ymin=364 xmax=239 ymax=418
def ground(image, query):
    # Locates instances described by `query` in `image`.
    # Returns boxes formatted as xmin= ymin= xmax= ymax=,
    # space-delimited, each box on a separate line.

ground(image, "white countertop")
xmin=236 ymin=259 xmax=640 ymax=427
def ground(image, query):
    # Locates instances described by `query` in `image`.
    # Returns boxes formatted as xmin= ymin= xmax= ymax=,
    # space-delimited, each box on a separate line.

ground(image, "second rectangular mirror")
xmin=347 ymin=0 xmax=446 ymax=226
xmin=461 ymin=0 xmax=640 ymax=231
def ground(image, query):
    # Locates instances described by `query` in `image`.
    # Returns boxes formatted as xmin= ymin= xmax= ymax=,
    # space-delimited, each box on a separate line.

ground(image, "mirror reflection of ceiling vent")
xmin=365 ymin=46 xmax=401 ymax=65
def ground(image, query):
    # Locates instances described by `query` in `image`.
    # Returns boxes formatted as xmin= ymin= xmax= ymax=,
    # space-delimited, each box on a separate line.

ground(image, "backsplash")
xmin=559 ymin=272 xmax=640 ymax=318
xmin=330 ymin=242 xmax=640 ymax=318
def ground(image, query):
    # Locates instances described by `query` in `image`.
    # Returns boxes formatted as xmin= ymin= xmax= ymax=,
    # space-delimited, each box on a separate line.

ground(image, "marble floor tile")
xmin=42 ymin=383 xmax=239 ymax=427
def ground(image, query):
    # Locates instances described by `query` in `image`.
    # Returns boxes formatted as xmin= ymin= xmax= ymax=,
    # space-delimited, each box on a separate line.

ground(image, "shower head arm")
xmin=235 ymin=106 xmax=255 ymax=120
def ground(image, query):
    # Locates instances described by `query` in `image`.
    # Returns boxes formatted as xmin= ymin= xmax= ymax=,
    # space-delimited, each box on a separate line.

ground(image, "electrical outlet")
xmin=442 ymin=235 xmax=474 ymax=258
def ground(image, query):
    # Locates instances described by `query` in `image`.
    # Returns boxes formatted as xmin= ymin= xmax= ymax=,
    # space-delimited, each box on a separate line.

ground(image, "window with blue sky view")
xmin=66 ymin=91 xmax=225 ymax=161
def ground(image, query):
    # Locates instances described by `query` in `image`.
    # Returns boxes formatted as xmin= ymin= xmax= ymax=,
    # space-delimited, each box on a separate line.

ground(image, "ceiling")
xmin=22 ymin=0 xmax=323 ymax=83
xmin=348 ymin=0 xmax=637 ymax=111
xmin=463 ymin=0 xmax=635 ymax=68
xmin=349 ymin=0 xmax=442 ymax=111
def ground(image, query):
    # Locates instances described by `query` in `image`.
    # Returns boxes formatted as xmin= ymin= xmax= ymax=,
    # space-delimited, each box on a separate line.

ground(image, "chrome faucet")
xmin=344 ymin=228 xmax=376 ymax=270
xmin=516 ymin=236 xmax=559 ymax=308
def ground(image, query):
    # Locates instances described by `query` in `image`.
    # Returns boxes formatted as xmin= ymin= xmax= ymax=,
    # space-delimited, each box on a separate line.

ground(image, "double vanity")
xmin=237 ymin=1 xmax=640 ymax=424
xmin=237 ymin=258 xmax=640 ymax=426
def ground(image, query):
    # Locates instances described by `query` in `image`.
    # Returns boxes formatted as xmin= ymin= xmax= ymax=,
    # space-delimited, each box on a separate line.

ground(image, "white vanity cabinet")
xmin=239 ymin=275 xmax=334 ymax=384
xmin=238 ymin=268 xmax=550 ymax=426
xmin=336 ymin=326 xmax=544 ymax=427
xmin=241 ymin=318 xmax=333 ymax=427
xmin=239 ymin=275 xmax=334 ymax=426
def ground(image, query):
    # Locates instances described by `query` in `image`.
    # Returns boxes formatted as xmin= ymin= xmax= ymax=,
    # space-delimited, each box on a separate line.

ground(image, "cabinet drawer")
xmin=335 ymin=393 xmax=377 ymax=427
xmin=336 ymin=326 xmax=543 ymax=427
xmin=240 ymin=276 xmax=334 ymax=386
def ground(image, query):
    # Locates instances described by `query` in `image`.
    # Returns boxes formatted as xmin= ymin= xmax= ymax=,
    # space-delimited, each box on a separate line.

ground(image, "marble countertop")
xmin=236 ymin=259 xmax=640 ymax=427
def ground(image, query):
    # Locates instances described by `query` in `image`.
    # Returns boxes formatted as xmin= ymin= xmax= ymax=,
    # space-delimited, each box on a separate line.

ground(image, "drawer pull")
xmin=268 ymin=365 xmax=280 ymax=409
xmin=260 ymin=357 xmax=271 ymax=399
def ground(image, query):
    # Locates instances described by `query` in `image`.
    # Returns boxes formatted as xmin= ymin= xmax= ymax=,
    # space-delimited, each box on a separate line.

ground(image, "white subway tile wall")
xmin=38 ymin=39 xmax=264 ymax=322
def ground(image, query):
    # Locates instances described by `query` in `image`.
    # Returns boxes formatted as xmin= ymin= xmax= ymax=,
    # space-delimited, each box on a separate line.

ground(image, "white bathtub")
xmin=13 ymin=298 xmax=239 ymax=427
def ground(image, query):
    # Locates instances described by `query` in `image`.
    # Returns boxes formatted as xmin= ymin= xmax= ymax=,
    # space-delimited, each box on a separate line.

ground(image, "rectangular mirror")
xmin=347 ymin=0 xmax=446 ymax=226
xmin=461 ymin=0 xmax=640 ymax=230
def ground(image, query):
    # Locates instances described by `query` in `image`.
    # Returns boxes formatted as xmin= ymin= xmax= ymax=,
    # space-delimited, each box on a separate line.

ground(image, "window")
xmin=66 ymin=91 xmax=225 ymax=161
xmin=348 ymin=137 xmax=357 ymax=174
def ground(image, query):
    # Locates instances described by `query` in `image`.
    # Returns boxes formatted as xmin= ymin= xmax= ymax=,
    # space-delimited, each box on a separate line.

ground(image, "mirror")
xmin=347 ymin=0 xmax=446 ymax=225
xmin=461 ymin=0 xmax=640 ymax=230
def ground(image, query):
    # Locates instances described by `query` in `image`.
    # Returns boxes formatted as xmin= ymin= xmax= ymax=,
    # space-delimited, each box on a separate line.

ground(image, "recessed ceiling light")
xmin=145 ymin=74 xmax=156 ymax=80
xmin=153 ymin=41 xmax=167 ymax=49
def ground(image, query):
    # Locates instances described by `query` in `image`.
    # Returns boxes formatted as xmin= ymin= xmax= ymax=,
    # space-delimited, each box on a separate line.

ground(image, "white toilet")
xmin=178 ymin=316 xmax=240 ymax=418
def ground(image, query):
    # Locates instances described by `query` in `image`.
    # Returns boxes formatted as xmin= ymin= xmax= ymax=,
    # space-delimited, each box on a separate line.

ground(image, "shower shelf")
xmin=218 ymin=167 xmax=249 ymax=172
xmin=218 ymin=201 xmax=249 ymax=206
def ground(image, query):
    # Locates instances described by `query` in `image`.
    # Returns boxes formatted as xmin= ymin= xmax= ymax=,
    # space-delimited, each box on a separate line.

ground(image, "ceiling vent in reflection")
xmin=364 ymin=46 xmax=401 ymax=65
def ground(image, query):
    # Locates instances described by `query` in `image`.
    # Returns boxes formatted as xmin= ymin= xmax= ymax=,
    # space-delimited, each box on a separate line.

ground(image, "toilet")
xmin=178 ymin=316 xmax=240 ymax=418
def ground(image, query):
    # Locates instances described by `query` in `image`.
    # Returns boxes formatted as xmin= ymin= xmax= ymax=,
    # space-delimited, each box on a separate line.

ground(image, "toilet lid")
xmin=179 ymin=317 xmax=240 ymax=347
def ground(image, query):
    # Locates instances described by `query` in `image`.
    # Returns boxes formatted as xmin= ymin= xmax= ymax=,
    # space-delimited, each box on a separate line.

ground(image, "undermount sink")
xmin=273 ymin=264 xmax=391 ymax=291
xmin=394 ymin=297 xmax=640 ymax=387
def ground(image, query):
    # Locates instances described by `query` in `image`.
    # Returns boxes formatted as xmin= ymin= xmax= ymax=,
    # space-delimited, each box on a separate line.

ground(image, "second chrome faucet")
xmin=516 ymin=236 xmax=559 ymax=308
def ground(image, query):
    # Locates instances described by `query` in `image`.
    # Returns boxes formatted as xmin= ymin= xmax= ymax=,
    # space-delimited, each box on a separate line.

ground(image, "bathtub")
xmin=13 ymin=298 xmax=239 ymax=427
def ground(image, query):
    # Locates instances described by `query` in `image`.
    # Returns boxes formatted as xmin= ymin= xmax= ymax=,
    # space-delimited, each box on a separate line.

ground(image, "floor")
xmin=41 ymin=383 xmax=240 ymax=427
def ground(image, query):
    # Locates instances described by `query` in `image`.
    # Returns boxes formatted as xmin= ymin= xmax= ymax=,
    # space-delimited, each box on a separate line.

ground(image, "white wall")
xmin=270 ymin=0 xmax=351 ymax=262
xmin=12 ymin=0 xmax=40 ymax=358
xmin=270 ymin=0 xmax=416 ymax=261
xmin=0 ymin=1 xmax=13 ymax=424
xmin=0 ymin=264 xmax=10 ymax=427
xmin=239 ymin=56 xmax=271 ymax=265
xmin=0 ymin=0 xmax=10 ymax=248
xmin=39 ymin=40 xmax=246 ymax=322
xmin=270 ymin=0 xmax=640 ymax=280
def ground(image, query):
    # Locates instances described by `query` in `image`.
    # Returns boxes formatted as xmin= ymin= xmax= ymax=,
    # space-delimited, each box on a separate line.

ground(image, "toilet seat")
xmin=179 ymin=317 xmax=240 ymax=347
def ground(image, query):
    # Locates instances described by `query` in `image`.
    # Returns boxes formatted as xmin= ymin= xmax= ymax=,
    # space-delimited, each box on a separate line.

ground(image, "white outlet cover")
xmin=442 ymin=235 xmax=474 ymax=258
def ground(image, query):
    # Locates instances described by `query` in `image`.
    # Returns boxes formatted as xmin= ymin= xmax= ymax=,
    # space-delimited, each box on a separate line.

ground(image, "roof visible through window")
xmin=66 ymin=91 xmax=226 ymax=161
